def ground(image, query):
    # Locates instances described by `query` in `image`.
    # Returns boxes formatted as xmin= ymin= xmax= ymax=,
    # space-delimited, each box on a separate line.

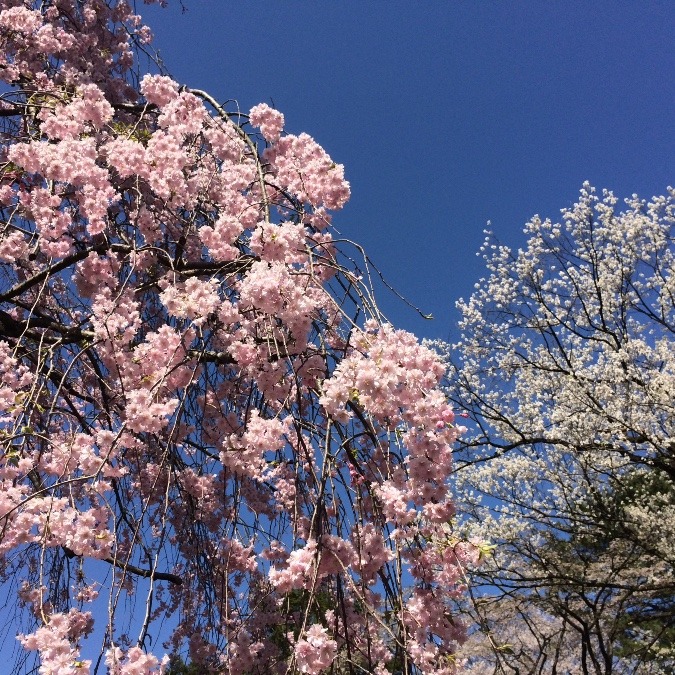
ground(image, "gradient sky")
xmin=142 ymin=0 xmax=674 ymax=342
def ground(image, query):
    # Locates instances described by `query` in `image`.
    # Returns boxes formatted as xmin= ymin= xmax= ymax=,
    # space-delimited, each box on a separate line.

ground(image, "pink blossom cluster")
xmin=225 ymin=630 xmax=264 ymax=674
xmin=0 ymin=228 xmax=28 ymax=261
xmin=106 ymin=646 xmax=168 ymax=675
xmin=0 ymin=1 xmax=153 ymax=96
xmin=249 ymin=220 xmax=307 ymax=263
xmin=198 ymin=213 xmax=244 ymax=260
xmin=18 ymin=609 xmax=93 ymax=675
xmin=159 ymin=277 xmax=221 ymax=325
xmin=0 ymin=339 xmax=34 ymax=411
xmin=352 ymin=523 xmax=395 ymax=583
xmin=265 ymin=132 xmax=351 ymax=211
xmin=268 ymin=539 xmax=318 ymax=592
xmin=39 ymin=84 xmax=114 ymax=140
xmin=221 ymin=411 xmax=287 ymax=478
xmin=404 ymin=590 xmax=466 ymax=673
xmin=321 ymin=323 xmax=460 ymax=506
xmin=249 ymin=102 xmax=285 ymax=142
xmin=294 ymin=624 xmax=338 ymax=674
xmin=140 ymin=74 xmax=180 ymax=107
xmin=9 ymin=136 xmax=115 ymax=235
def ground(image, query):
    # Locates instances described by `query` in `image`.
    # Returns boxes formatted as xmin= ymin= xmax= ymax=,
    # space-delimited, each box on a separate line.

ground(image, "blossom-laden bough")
xmin=0 ymin=2 xmax=476 ymax=673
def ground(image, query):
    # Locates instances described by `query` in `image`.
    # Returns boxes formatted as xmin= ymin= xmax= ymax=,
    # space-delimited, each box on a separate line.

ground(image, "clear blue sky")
xmin=143 ymin=0 xmax=674 ymax=342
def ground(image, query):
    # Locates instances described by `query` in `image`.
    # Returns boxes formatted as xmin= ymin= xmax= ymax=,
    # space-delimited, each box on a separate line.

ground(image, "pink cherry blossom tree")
xmin=0 ymin=1 xmax=474 ymax=674
xmin=443 ymin=185 xmax=675 ymax=673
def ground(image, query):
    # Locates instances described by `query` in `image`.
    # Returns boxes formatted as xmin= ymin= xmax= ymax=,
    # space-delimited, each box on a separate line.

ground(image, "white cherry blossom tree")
xmin=443 ymin=184 xmax=675 ymax=674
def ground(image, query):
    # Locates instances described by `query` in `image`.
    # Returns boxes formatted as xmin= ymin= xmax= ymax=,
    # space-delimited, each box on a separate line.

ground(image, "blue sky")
xmin=142 ymin=0 xmax=673 ymax=342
